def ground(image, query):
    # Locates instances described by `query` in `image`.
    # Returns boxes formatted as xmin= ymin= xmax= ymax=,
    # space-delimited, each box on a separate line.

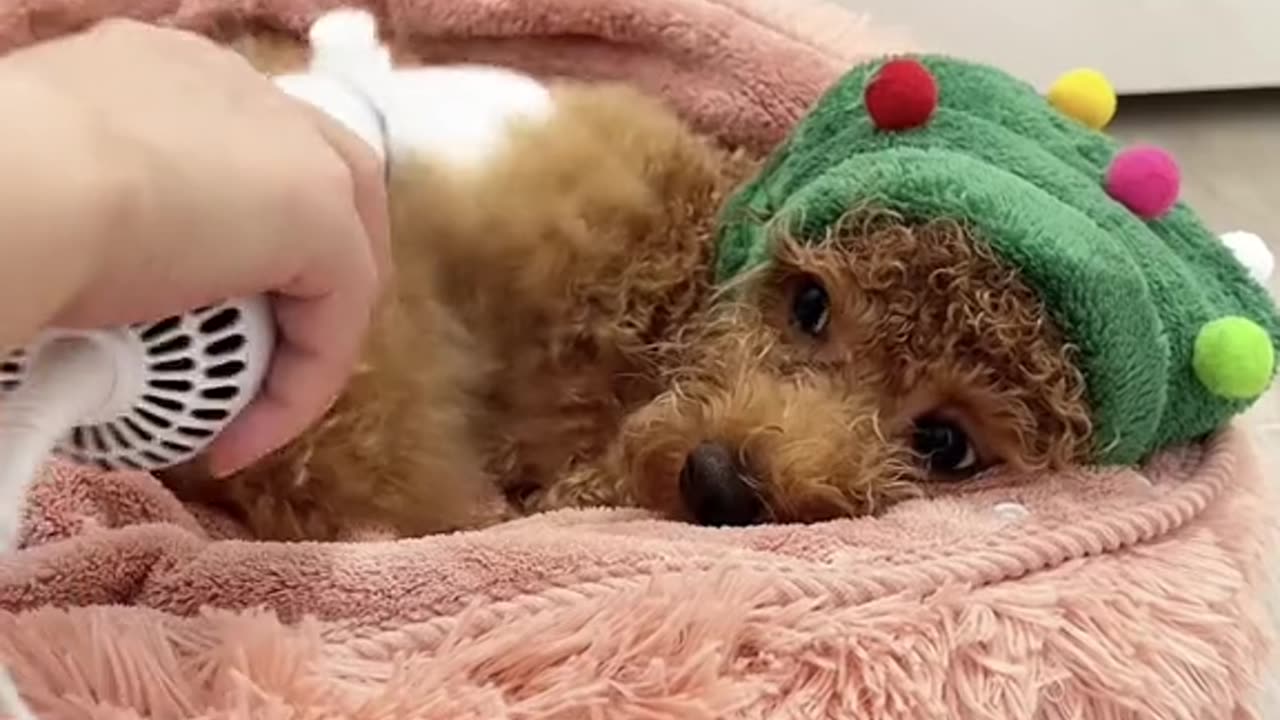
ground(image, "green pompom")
xmin=1193 ymin=317 xmax=1276 ymax=399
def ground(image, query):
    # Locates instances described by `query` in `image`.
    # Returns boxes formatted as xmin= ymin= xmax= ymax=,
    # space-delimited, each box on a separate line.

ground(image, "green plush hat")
xmin=716 ymin=55 xmax=1280 ymax=466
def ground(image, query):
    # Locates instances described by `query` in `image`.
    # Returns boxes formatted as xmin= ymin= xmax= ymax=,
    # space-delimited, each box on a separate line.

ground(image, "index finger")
xmin=204 ymin=102 xmax=390 ymax=475
xmin=299 ymin=98 xmax=392 ymax=282
xmin=204 ymin=284 xmax=376 ymax=476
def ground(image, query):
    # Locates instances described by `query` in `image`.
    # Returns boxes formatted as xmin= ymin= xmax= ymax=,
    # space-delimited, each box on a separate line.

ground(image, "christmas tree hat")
xmin=716 ymin=55 xmax=1279 ymax=465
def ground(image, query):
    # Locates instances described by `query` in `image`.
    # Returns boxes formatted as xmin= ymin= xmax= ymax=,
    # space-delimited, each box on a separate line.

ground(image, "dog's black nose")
xmin=679 ymin=442 xmax=763 ymax=526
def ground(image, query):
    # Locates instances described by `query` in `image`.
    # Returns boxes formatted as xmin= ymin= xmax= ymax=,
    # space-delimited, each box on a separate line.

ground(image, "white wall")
xmin=840 ymin=0 xmax=1280 ymax=94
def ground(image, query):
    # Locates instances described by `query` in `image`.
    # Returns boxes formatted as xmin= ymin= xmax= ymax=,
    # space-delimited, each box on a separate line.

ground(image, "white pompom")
xmin=307 ymin=8 xmax=391 ymax=79
xmin=1220 ymin=230 xmax=1274 ymax=285
xmin=309 ymin=8 xmax=379 ymax=50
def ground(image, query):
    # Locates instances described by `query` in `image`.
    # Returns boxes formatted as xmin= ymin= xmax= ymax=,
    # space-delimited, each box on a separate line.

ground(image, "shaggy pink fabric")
xmin=0 ymin=0 xmax=1276 ymax=718
xmin=0 ymin=430 xmax=1274 ymax=718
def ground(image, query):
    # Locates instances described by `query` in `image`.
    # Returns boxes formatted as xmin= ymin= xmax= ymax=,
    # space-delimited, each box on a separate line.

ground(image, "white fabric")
xmin=278 ymin=7 xmax=555 ymax=171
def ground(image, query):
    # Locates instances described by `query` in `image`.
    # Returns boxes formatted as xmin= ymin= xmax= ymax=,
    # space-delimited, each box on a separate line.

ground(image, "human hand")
xmin=1 ymin=19 xmax=390 ymax=476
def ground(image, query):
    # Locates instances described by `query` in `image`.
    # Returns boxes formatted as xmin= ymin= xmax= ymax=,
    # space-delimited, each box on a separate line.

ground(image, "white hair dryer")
xmin=0 ymin=9 xmax=399 ymax=554
xmin=0 ymin=298 xmax=276 ymax=547
xmin=0 ymin=10 xmax=400 ymax=719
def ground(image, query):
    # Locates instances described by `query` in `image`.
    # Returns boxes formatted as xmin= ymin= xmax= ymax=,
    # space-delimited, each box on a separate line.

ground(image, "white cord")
xmin=0 ymin=336 xmax=115 ymax=720
xmin=0 ymin=337 xmax=114 ymax=553
xmin=0 ymin=665 xmax=36 ymax=720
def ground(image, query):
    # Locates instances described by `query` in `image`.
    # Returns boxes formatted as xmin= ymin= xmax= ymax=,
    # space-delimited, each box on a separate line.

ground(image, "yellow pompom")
xmin=1048 ymin=68 xmax=1117 ymax=130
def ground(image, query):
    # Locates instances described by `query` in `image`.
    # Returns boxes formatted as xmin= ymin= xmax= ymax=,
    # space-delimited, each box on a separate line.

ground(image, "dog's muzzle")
xmin=678 ymin=441 xmax=763 ymax=526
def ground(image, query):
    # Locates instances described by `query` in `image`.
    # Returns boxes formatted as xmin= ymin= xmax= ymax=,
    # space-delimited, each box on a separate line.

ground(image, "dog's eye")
xmin=790 ymin=276 xmax=830 ymax=337
xmin=912 ymin=416 xmax=977 ymax=475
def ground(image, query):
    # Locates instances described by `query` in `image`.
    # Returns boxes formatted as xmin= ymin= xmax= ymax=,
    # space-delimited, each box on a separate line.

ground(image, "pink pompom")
xmin=1104 ymin=145 xmax=1181 ymax=219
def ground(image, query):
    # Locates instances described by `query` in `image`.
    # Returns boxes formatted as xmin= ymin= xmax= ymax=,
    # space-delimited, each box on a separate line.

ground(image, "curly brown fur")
xmin=168 ymin=39 xmax=1093 ymax=538
xmin=540 ymin=211 xmax=1094 ymax=522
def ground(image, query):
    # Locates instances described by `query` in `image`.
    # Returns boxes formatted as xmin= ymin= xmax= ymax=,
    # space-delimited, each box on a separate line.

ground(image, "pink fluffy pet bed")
xmin=0 ymin=0 xmax=1275 ymax=718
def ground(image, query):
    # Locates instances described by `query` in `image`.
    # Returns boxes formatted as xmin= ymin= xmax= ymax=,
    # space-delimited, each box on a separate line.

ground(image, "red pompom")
xmin=864 ymin=58 xmax=938 ymax=131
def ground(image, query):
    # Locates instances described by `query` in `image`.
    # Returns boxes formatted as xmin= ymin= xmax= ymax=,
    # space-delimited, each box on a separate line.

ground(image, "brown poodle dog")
xmin=168 ymin=38 xmax=1093 ymax=540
